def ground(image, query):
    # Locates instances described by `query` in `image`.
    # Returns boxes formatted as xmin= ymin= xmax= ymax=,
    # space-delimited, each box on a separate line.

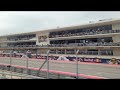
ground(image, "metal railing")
xmin=0 ymin=44 xmax=119 ymax=79
xmin=0 ymin=63 xmax=104 ymax=79
xmin=50 ymin=50 xmax=113 ymax=55
xmin=0 ymin=50 xmax=113 ymax=58
xmin=7 ymin=36 xmax=35 ymax=41
xmin=3 ymin=42 xmax=120 ymax=48
xmin=0 ymin=41 xmax=119 ymax=49
xmin=0 ymin=49 xmax=106 ymax=79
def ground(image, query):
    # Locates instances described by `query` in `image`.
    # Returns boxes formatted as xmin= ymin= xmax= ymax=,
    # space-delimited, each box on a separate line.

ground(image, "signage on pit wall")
xmin=95 ymin=58 xmax=101 ymax=63
xmin=83 ymin=58 xmax=94 ymax=62
xmin=82 ymin=58 xmax=101 ymax=63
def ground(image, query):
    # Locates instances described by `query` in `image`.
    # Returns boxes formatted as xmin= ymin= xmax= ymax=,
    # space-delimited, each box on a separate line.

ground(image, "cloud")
xmin=0 ymin=11 xmax=120 ymax=36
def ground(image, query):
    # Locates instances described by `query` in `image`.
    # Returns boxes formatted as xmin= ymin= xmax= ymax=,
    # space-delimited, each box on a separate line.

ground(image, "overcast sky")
xmin=0 ymin=11 xmax=120 ymax=36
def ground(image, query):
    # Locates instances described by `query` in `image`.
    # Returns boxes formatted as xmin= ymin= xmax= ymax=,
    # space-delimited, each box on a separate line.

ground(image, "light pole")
xmin=26 ymin=50 xmax=32 ymax=75
xmin=26 ymin=57 xmax=29 ymax=74
xmin=76 ymin=49 xmax=79 ymax=79
xmin=10 ymin=50 xmax=14 ymax=79
xmin=36 ymin=49 xmax=38 ymax=59
xmin=47 ymin=50 xmax=50 ymax=79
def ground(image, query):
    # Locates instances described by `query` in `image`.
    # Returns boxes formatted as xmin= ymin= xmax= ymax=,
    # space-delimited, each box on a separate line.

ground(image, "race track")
xmin=0 ymin=57 xmax=120 ymax=79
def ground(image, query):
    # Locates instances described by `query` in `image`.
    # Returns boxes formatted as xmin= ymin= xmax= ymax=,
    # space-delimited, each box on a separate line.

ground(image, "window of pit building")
xmin=57 ymin=50 xmax=65 ymax=54
xmin=87 ymin=50 xmax=98 ymax=55
xmin=66 ymin=49 xmax=75 ymax=54
xmin=49 ymin=25 xmax=112 ymax=38
xmin=50 ymin=40 xmax=68 ymax=45
xmin=50 ymin=50 xmax=56 ymax=54
xmin=100 ymin=50 xmax=113 ymax=55
xmin=98 ymin=37 xmax=113 ymax=43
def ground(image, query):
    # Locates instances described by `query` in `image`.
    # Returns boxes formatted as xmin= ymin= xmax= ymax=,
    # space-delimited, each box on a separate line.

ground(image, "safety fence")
xmin=0 ymin=55 xmax=120 ymax=65
xmin=0 ymin=49 xmax=118 ymax=79
xmin=0 ymin=63 xmax=105 ymax=79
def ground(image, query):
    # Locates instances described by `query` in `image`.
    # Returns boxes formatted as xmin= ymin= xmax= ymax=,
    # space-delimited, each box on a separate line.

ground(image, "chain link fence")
xmin=0 ymin=50 xmax=120 ymax=79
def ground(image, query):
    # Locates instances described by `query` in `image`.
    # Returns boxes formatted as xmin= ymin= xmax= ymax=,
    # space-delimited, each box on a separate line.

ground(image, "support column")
xmin=74 ymin=49 xmax=76 ymax=54
xmin=98 ymin=49 xmax=101 ymax=55
xmin=56 ymin=49 xmax=58 ymax=54
xmin=65 ymin=49 xmax=66 ymax=54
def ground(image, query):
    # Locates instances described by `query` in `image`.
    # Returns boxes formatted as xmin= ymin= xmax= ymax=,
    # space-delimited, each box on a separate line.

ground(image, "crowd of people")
xmin=4 ymin=28 xmax=120 ymax=48
xmin=6 ymin=41 xmax=120 ymax=48
xmin=49 ymin=29 xmax=120 ymax=38
xmin=8 ymin=35 xmax=35 ymax=41
xmin=49 ymin=42 xmax=120 ymax=47
xmin=7 ymin=45 xmax=36 ymax=48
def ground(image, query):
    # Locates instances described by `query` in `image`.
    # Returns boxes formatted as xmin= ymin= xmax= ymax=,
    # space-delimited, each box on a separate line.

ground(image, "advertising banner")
xmin=38 ymin=35 xmax=47 ymax=42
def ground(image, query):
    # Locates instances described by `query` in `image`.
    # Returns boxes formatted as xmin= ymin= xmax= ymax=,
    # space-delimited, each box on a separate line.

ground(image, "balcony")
xmin=49 ymin=29 xmax=120 ymax=39
xmin=6 ymin=36 xmax=36 ymax=43
xmin=48 ymin=42 xmax=120 ymax=47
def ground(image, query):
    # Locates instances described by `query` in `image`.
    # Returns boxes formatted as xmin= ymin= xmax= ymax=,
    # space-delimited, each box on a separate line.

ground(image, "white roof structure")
xmin=57 ymin=56 xmax=69 ymax=61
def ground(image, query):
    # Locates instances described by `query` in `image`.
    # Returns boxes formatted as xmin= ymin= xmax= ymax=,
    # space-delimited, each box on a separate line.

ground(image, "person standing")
xmin=26 ymin=50 xmax=32 ymax=58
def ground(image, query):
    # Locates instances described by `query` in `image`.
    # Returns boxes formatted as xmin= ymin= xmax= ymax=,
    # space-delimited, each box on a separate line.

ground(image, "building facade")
xmin=1 ymin=19 xmax=120 ymax=63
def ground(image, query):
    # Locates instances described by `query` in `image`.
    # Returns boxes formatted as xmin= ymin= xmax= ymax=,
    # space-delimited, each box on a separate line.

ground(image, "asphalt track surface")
xmin=0 ymin=57 xmax=120 ymax=79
